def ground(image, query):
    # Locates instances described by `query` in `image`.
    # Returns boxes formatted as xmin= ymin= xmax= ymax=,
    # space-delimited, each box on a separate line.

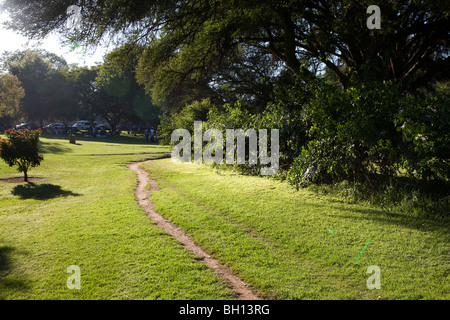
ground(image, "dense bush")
xmin=206 ymin=101 xmax=259 ymax=174
xmin=286 ymin=80 xmax=405 ymax=188
xmin=157 ymin=99 xmax=213 ymax=145
xmin=396 ymin=89 xmax=450 ymax=181
xmin=0 ymin=129 xmax=44 ymax=182
xmin=278 ymin=80 xmax=449 ymax=189
xmin=163 ymin=79 xmax=448 ymax=185
xmin=205 ymin=87 xmax=309 ymax=175
xmin=159 ymin=78 xmax=449 ymax=217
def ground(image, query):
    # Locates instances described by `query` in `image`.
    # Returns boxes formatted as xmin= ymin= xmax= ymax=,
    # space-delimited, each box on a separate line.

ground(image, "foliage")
xmin=206 ymin=101 xmax=255 ymax=131
xmin=158 ymin=99 xmax=213 ymax=145
xmin=204 ymin=98 xmax=307 ymax=175
xmin=0 ymin=47 xmax=161 ymax=128
xmin=1 ymin=49 xmax=70 ymax=126
xmin=205 ymin=77 xmax=449 ymax=188
xmin=205 ymin=101 xmax=286 ymax=174
xmin=94 ymin=47 xmax=161 ymax=128
xmin=1 ymin=0 xmax=448 ymax=219
xmin=286 ymin=80 xmax=405 ymax=187
xmin=396 ymin=88 xmax=450 ymax=180
xmin=0 ymin=73 xmax=24 ymax=118
xmin=209 ymin=45 xmax=284 ymax=113
xmin=201 ymin=78 xmax=449 ymax=217
xmin=0 ymin=73 xmax=25 ymax=130
xmin=0 ymin=129 xmax=44 ymax=181
xmin=253 ymin=76 xmax=311 ymax=169
xmin=63 ymin=65 xmax=99 ymax=122
xmin=3 ymin=0 xmax=448 ymax=107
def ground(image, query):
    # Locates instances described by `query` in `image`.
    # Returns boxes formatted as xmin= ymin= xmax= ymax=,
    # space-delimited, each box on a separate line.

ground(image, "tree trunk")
xmin=24 ymin=169 xmax=28 ymax=182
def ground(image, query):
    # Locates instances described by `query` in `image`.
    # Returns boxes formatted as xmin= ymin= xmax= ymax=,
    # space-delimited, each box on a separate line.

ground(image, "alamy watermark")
xmin=367 ymin=5 xmax=381 ymax=29
xmin=366 ymin=265 xmax=381 ymax=290
xmin=171 ymin=121 xmax=279 ymax=175
xmin=66 ymin=5 xmax=82 ymax=30
xmin=67 ymin=265 xmax=81 ymax=290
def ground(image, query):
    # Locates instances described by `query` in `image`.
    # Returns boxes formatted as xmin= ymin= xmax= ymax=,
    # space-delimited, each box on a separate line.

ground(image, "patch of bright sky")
xmin=0 ymin=2 xmax=111 ymax=67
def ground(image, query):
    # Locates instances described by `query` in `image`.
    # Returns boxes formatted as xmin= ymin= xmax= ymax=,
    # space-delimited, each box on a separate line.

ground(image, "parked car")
xmin=71 ymin=120 xmax=91 ymax=131
xmin=43 ymin=123 xmax=65 ymax=134
xmin=94 ymin=121 xmax=111 ymax=130
xmin=16 ymin=123 xmax=30 ymax=129
xmin=15 ymin=123 xmax=40 ymax=130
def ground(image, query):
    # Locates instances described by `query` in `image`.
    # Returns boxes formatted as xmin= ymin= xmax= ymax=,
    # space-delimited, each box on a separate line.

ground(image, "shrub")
xmin=286 ymin=80 xmax=405 ymax=188
xmin=157 ymin=98 xmax=213 ymax=145
xmin=206 ymin=101 xmax=260 ymax=174
xmin=396 ymin=89 xmax=450 ymax=181
xmin=206 ymin=98 xmax=308 ymax=175
xmin=0 ymin=129 xmax=44 ymax=182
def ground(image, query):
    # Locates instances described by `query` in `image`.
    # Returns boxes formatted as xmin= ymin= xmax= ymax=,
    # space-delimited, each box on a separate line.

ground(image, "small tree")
xmin=0 ymin=129 xmax=44 ymax=182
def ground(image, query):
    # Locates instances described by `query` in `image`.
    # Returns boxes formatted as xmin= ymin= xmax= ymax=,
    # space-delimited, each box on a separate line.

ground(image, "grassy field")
xmin=142 ymin=159 xmax=450 ymax=300
xmin=1 ymin=135 xmax=448 ymax=300
xmin=0 ymin=135 xmax=235 ymax=299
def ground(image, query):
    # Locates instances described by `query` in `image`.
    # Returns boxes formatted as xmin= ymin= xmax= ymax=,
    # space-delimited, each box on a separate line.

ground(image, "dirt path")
xmin=127 ymin=160 xmax=262 ymax=300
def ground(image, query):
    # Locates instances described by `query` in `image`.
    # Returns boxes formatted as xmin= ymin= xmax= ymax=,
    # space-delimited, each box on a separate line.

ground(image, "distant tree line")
xmin=0 ymin=48 xmax=161 ymax=131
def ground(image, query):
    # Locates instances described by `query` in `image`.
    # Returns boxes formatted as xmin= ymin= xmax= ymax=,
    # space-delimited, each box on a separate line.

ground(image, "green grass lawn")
xmin=0 ymin=135 xmax=235 ymax=299
xmin=1 ymin=135 xmax=448 ymax=300
xmin=142 ymin=159 xmax=450 ymax=300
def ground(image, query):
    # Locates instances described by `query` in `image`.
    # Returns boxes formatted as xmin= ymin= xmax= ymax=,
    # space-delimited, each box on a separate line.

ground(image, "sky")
xmin=0 ymin=2 xmax=111 ymax=67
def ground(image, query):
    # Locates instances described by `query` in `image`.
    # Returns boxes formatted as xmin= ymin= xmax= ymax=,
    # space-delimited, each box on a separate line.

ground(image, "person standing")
xmin=144 ymin=128 xmax=149 ymax=143
xmin=150 ymin=127 xmax=155 ymax=142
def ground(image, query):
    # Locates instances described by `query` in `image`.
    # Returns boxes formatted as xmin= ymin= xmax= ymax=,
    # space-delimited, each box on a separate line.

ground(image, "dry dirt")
xmin=0 ymin=177 xmax=44 ymax=183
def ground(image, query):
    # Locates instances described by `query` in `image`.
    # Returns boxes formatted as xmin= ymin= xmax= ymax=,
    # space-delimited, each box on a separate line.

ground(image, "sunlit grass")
xmin=1 ymin=135 xmax=448 ymax=300
xmin=143 ymin=159 xmax=450 ymax=300
xmin=0 ymin=136 xmax=234 ymax=299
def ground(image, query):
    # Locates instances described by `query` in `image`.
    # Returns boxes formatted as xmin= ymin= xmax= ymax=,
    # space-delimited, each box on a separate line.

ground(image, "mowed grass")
xmin=143 ymin=159 xmax=450 ymax=300
xmin=0 ymin=135 xmax=236 ymax=299
xmin=1 ymin=135 xmax=449 ymax=300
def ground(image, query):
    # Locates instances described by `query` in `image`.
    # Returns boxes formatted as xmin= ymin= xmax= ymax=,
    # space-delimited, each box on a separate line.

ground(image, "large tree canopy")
xmin=94 ymin=46 xmax=161 ymax=127
xmin=1 ymin=49 xmax=70 ymax=126
xmin=1 ymin=0 xmax=448 ymax=108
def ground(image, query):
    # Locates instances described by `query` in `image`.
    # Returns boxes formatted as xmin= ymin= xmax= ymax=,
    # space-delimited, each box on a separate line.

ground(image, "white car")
xmin=43 ymin=123 xmax=65 ymax=133
xmin=71 ymin=120 xmax=91 ymax=130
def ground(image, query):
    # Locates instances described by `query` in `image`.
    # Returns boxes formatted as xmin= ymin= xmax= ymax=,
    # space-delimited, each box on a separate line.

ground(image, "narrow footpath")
xmin=127 ymin=159 xmax=262 ymax=300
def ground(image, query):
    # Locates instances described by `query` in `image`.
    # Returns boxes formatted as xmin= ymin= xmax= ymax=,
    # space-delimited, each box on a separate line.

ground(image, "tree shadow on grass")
xmin=329 ymin=205 xmax=450 ymax=234
xmin=11 ymin=183 xmax=81 ymax=200
xmin=39 ymin=140 xmax=72 ymax=154
xmin=0 ymin=245 xmax=30 ymax=298
xmin=0 ymin=246 xmax=13 ymax=273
